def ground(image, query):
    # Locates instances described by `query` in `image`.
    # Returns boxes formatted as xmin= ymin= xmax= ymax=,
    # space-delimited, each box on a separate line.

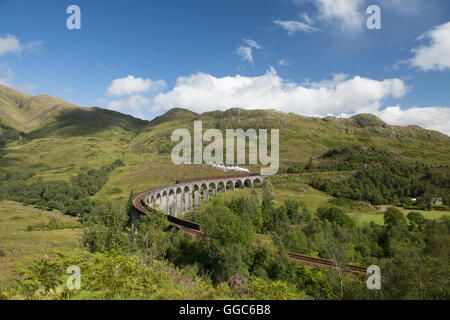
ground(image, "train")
xmin=175 ymin=173 xmax=259 ymax=184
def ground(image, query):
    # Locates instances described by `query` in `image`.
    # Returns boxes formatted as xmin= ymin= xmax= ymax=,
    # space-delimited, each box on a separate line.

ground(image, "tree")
xmin=322 ymin=221 xmax=347 ymax=299
xmin=316 ymin=206 xmax=354 ymax=228
xmin=285 ymin=199 xmax=300 ymax=223
xmin=407 ymin=211 xmax=426 ymax=230
xmin=383 ymin=207 xmax=409 ymax=256
xmin=209 ymin=243 xmax=250 ymax=283
xmin=384 ymin=207 xmax=407 ymax=230
xmin=304 ymin=156 xmax=314 ymax=172
xmin=82 ymin=202 xmax=129 ymax=253
xmin=243 ymin=191 xmax=263 ymax=231
xmin=196 ymin=200 xmax=254 ymax=247
xmin=299 ymin=201 xmax=312 ymax=223
xmin=135 ymin=208 xmax=170 ymax=265
xmin=261 ymin=180 xmax=274 ymax=232
xmin=125 ymin=190 xmax=134 ymax=227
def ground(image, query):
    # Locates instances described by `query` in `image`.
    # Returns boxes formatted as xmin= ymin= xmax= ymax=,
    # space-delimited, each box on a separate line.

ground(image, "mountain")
xmin=0 ymin=86 xmax=449 ymax=204
xmin=0 ymin=84 xmax=149 ymax=137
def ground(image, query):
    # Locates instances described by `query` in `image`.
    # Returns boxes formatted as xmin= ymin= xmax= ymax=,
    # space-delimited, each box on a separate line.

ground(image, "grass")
xmin=1 ymin=90 xmax=449 ymax=212
xmin=350 ymin=206 xmax=450 ymax=226
xmin=1 ymin=87 xmax=449 ymax=285
xmin=0 ymin=201 xmax=82 ymax=284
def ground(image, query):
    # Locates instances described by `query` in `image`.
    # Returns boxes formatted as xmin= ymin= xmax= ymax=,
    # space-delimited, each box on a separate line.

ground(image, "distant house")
xmin=432 ymin=198 xmax=443 ymax=205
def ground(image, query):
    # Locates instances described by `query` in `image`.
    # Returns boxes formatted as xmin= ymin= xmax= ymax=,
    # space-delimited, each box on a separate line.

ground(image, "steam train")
xmin=175 ymin=173 xmax=259 ymax=184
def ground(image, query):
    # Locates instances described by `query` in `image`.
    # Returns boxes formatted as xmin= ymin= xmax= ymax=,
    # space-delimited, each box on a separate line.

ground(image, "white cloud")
xmin=107 ymin=75 xmax=166 ymax=96
xmin=108 ymin=94 xmax=150 ymax=111
xmin=278 ymin=59 xmax=290 ymax=66
xmin=0 ymin=34 xmax=42 ymax=56
xmin=236 ymin=46 xmax=253 ymax=63
xmin=151 ymin=67 xmax=408 ymax=117
xmin=0 ymin=64 xmax=14 ymax=85
xmin=314 ymin=0 xmax=364 ymax=33
xmin=0 ymin=35 xmax=21 ymax=56
xmin=300 ymin=12 xmax=314 ymax=25
xmin=274 ymin=19 xmax=318 ymax=34
xmin=409 ymin=21 xmax=450 ymax=71
xmin=303 ymin=73 xmax=350 ymax=88
xmin=236 ymin=39 xmax=261 ymax=63
xmin=243 ymin=39 xmax=261 ymax=49
xmin=99 ymin=69 xmax=447 ymax=135
xmin=104 ymin=75 xmax=166 ymax=116
xmin=375 ymin=105 xmax=450 ymax=136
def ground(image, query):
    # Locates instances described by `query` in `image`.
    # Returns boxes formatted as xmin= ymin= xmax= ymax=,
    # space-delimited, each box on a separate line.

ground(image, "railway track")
xmin=132 ymin=185 xmax=368 ymax=274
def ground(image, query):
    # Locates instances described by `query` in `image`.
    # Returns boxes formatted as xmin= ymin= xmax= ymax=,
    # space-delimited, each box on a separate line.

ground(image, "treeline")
xmin=172 ymin=181 xmax=450 ymax=299
xmin=285 ymin=145 xmax=449 ymax=206
xmin=276 ymin=204 xmax=450 ymax=299
xmin=190 ymin=181 xmax=449 ymax=299
xmin=6 ymin=180 xmax=450 ymax=299
xmin=9 ymin=197 xmax=304 ymax=300
xmin=0 ymin=159 xmax=124 ymax=215
xmin=310 ymin=165 xmax=450 ymax=206
xmin=76 ymin=194 xmax=326 ymax=299
xmin=286 ymin=145 xmax=395 ymax=173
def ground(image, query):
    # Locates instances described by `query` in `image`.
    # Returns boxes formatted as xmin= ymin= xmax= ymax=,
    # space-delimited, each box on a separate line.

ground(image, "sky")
xmin=0 ymin=0 xmax=449 ymax=135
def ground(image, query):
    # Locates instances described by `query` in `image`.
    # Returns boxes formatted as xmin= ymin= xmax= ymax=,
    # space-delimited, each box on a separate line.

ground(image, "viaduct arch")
xmin=141 ymin=174 xmax=265 ymax=217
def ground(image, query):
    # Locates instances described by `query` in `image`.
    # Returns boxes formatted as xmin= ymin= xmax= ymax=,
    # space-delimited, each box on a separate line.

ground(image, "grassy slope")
xmin=0 ymin=88 xmax=449 ymax=284
xmin=1 ymin=88 xmax=449 ymax=204
xmin=98 ymin=108 xmax=450 ymax=204
xmin=350 ymin=207 xmax=450 ymax=226
xmin=0 ymin=201 xmax=82 ymax=283
xmin=1 ymin=87 xmax=449 ymax=204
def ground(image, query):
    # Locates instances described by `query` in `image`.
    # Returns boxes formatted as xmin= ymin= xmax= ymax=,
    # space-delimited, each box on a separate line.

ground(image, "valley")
xmin=0 ymin=85 xmax=449 ymax=300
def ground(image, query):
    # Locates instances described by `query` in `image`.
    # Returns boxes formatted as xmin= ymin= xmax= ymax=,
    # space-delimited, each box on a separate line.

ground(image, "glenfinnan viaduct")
xmin=140 ymin=175 xmax=265 ymax=217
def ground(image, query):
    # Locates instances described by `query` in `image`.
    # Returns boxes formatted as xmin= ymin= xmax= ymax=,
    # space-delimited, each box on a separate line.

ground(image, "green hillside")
xmin=1 ymin=87 xmax=449 ymax=300
xmin=0 ymin=86 xmax=449 ymax=206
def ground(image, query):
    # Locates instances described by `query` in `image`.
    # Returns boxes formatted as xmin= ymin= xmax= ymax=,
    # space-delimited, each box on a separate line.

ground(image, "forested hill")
xmin=1 ymin=85 xmax=449 ymax=301
xmin=0 ymin=85 xmax=449 ymax=207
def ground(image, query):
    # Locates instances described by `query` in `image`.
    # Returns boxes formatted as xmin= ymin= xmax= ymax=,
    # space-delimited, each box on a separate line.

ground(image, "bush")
xmin=26 ymin=217 xmax=68 ymax=231
xmin=316 ymin=206 xmax=355 ymax=227
xmin=195 ymin=200 xmax=254 ymax=247
xmin=11 ymin=251 xmax=307 ymax=300
xmin=82 ymin=202 xmax=129 ymax=253
xmin=407 ymin=212 xmax=426 ymax=225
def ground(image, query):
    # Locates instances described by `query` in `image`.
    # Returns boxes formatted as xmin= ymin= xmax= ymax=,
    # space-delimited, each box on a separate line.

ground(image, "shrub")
xmin=316 ymin=206 xmax=355 ymax=227
xmin=11 ymin=251 xmax=307 ymax=300
xmin=82 ymin=202 xmax=129 ymax=253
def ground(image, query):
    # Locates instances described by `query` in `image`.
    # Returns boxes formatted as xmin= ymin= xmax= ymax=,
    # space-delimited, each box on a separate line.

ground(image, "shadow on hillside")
xmin=25 ymin=107 xmax=150 ymax=139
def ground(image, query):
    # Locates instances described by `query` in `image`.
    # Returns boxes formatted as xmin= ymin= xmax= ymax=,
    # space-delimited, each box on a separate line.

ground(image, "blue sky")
xmin=0 ymin=0 xmax=449 ymax=134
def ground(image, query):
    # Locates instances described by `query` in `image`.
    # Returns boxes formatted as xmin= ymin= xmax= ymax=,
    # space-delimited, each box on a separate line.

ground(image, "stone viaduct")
xmin=141 ymin=174 xmax=266 ymax=217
